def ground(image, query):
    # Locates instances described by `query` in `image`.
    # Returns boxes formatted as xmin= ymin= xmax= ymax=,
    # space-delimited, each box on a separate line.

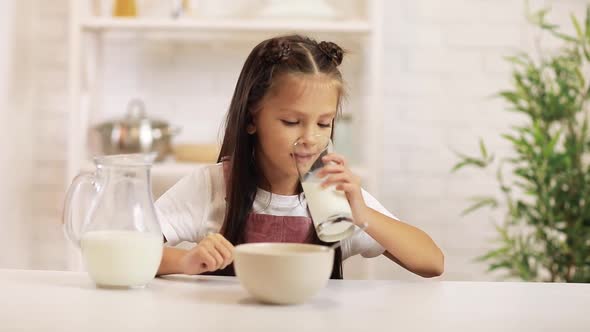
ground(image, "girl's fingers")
xmin=207 ymin=245 xmax=225 ymax=270
xmin=335 ymin=183 xmax=356 ymax=192
xmin=317 ymin=164 xmax=346 ymax=178
xmin=200 ymin=237 xmax=223 ymax=270
xmin=322 ymin=153 xmax=346 ymax=166
xmin=321 ymin=174 xmax=352 ymax=188
xmin=215 ymin=233 xmax=235 ymax=252
xmin=212 ymin=238 xmax=233 ymax=268
xmin=211 ymin=234 xmax=234 ymax=268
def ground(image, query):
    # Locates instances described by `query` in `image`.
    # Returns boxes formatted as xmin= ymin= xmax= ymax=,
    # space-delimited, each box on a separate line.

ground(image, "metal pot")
xmin=93 ymin=99 xmax=181 ymax=161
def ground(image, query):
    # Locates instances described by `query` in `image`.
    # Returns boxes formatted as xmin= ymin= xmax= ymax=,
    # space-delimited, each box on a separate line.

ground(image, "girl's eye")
xmin=318 ymin=123 xmax=332 ymax=128
xmin=281 ymin=120 xmax=299 ymax=126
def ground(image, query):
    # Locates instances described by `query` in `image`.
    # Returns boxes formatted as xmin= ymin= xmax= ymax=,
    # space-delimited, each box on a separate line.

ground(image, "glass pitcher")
xmin=63 ymin=154 xmax=163 ymax=288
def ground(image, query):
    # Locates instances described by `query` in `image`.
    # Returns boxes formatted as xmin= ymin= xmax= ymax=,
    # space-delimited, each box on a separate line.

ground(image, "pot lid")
xmin=97 ymin=99 xmax=169 ymax=129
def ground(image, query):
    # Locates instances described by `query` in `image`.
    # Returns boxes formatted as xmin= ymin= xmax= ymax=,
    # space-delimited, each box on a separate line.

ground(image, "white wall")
xmin=0 ymin=0 xmax=33 ymax=269
xmin=372 ymin=0 xmax=587 ymax=281
xmin=22 ymin=0 xmax=587 ymax=279
xmin=27 ymin=0 xmax=70 ymax=270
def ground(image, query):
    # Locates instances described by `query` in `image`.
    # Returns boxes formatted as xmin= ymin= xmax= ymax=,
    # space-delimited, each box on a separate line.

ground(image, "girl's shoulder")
xmin=155 ymin=162 xmax=226 ymax=245
xmin=157 ymin=162 xmax=225 ymax=205
xmin=185 ymin=162 xmax=224 ymax=182
xmin=191 ymin=162 xmax=226 ymax=199
xmin=199 ymin=162 xmax=224 ymax=182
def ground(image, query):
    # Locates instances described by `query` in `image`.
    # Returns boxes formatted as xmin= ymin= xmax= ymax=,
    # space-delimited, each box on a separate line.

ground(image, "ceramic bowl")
xmin=233 ymin=243 xmax=334 ymax=304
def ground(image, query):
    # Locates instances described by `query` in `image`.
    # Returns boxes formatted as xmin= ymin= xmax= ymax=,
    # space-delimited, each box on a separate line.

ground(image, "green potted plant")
xmin=453 ymin=6 xmax=590 ymax=282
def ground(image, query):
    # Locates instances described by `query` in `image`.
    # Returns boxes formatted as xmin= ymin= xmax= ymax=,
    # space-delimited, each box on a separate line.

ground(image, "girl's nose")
xmin=298 ymin=132 xmax=318 ymax=146
xmin=295 ymin=134 xmax=329 ymax=151
xmin=300 ymin=126 xmax=323 ymax=144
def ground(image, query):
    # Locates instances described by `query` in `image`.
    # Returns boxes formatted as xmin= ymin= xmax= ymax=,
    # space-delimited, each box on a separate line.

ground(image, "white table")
xmin=0 ymin=269 xmax=588 ymax=331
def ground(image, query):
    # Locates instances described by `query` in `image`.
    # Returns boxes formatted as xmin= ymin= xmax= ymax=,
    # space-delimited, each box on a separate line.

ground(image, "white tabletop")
xmin=0 ymin=269 xmax=588 ymax=332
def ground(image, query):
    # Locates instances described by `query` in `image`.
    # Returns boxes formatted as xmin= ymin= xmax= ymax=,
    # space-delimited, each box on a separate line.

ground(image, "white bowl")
xmin=233 ymin=243 xmax=334 ymax=304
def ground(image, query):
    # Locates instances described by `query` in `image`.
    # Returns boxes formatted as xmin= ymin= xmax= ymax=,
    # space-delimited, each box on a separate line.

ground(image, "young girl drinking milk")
xmin=155 ymin=35 xmax=444 ymax=279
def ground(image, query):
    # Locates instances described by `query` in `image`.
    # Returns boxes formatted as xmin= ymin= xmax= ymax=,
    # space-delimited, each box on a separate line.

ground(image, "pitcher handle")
xmin=62 ymin=172 xmax=98 ymax=248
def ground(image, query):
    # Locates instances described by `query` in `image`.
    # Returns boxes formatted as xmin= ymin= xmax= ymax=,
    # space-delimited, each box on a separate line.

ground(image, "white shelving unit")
xmin=67 ymin=0 xmax=384 ymax=198
xmin=81 ymin=17 xmax=372 ymax=34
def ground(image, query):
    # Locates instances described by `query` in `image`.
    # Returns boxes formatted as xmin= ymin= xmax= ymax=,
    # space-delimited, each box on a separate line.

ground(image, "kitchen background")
xmin=0 ymin=0 xmax=586 ymax=281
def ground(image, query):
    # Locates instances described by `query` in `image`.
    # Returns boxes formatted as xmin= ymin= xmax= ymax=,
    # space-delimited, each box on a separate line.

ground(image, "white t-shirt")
xmin=155 ymin=163 xmax=396 ymax=260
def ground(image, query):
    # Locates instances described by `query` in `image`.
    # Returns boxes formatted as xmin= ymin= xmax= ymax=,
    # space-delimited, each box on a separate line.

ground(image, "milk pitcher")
xmin=63 ymin=154 xmax=163 ymax=288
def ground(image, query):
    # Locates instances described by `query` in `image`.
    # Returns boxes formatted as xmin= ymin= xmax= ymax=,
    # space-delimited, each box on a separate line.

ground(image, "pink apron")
xmin=206 ymin=160 xmax=315 ymax=276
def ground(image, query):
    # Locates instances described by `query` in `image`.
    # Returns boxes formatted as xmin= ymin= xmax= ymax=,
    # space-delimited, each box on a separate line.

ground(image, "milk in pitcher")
xmin=80 ymin=230 xmax=163 ymax=287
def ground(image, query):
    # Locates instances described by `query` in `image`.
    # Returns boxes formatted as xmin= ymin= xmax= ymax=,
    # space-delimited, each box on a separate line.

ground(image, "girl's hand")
xmin=316 ymin=153 xmax=368 ymax=225
xmin=180 ymin=233 xmax=234 ymax=275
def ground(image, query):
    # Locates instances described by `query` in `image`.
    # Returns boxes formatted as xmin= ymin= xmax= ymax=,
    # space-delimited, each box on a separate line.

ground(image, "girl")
xmin=156 ymin=35 xmax=444 ymax=279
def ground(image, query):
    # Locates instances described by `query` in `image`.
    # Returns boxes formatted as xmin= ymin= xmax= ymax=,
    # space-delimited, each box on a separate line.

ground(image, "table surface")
xmin=1 ymin=269 xmax=589 ymax=331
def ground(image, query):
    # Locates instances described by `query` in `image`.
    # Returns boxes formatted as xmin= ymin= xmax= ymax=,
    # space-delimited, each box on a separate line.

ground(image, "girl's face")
xmin=250 ymin=73 xmax=339 ymax=185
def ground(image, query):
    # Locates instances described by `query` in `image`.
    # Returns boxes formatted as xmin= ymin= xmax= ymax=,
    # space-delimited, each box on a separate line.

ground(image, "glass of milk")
xmin=63 ymin=153 xmax=163 ymax=289
xmin=293 ymin=135 xmax=356 ymax=243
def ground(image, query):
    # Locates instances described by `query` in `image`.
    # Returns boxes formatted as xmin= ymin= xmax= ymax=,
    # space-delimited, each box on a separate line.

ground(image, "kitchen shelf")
xmin=80 ymin=17 xmax=372 ymax=35
xmin=68 ymin=0 xmax=384 ymax=198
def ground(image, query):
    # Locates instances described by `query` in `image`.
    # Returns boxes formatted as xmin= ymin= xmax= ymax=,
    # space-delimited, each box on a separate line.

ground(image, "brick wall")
xmin=28 ymin=0 xmax=70 ymax=269
xmin=376 ymin=0 xmax=586 ymax=280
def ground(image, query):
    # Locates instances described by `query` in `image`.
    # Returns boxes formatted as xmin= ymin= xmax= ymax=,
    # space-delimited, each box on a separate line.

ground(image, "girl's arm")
xmin=158 ymin=247 xmax=189 ymax=275
xmin=353 ymin=206 xmax=444 ymax=278
xmin=319 ymin=154 xmax=444 ymax=278
xmin=157 ymin=233 xmax=234 ymax=276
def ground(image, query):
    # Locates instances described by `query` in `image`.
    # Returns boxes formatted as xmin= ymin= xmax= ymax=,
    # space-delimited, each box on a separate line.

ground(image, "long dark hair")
xmin=217 ymin=35 xmax=347 ymax=279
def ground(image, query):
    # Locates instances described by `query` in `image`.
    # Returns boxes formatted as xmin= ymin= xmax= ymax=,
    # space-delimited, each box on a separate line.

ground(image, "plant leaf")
xmin=572 ymin=14 xmax=584 ymax=40
xmin=479 ymin=138 xmax=490 ymax=159
xmin=451 ymin=149 xmax=493 ymax=172
xmin=461 ymin=196 xmax=498 ymax=216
